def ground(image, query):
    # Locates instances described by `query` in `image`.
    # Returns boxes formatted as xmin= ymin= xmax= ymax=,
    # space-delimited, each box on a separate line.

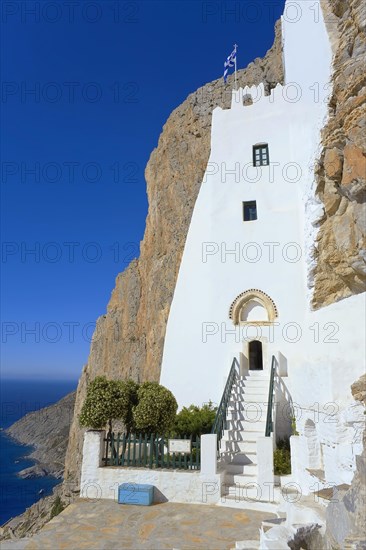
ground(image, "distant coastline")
xmin=0 ymin=379 xmax=76 ymax=530
xmin=5 ymin=391 xmax=76 ymax=480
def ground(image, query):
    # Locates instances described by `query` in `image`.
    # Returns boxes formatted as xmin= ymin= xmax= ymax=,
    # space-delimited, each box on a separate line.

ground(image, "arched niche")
xmin=229 ymin=289 xmax=278 ymax=325
xmin=304 ymin=418 xmax=322 ymax=469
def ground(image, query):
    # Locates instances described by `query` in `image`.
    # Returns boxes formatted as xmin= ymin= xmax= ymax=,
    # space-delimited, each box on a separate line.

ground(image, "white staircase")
xmin=219 ymin=370 xmax=277 ymax=505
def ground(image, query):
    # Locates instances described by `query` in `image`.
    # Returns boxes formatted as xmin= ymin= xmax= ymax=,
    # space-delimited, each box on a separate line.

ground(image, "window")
xmin=243 ymin=201 xmax=257 ymax=221
xmin=253 ymin=144 xmax=269 ymax=166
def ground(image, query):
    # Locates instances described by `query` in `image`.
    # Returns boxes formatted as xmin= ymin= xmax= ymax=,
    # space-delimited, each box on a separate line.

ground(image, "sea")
xmin=0 ymin=379 xmax=77 ymax=526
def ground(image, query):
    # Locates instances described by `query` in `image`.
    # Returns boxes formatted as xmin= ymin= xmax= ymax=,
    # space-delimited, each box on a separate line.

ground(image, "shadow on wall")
xmin=275 ymin=352 xmax=293 ymax=440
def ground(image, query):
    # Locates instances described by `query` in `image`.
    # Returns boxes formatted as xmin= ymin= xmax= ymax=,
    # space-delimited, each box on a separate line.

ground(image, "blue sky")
xmin=1 ymin=0 xmax=285 ymax=381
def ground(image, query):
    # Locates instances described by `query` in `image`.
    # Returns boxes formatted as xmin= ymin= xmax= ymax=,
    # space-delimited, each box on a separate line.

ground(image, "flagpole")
xmin=233 ymin=44 xmax=238 ymax=90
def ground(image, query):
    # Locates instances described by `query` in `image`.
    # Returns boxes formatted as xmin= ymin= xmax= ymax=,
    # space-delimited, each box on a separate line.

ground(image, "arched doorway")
xmin=249 ymin=340 xmax=263 ymax=370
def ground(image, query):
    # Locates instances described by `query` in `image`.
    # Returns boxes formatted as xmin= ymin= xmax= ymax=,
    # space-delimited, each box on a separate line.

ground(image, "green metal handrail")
xmin=211 ymin=357 xmax=240 ymax=446
xmin=265 ymin=355 xmax=277 ymax=437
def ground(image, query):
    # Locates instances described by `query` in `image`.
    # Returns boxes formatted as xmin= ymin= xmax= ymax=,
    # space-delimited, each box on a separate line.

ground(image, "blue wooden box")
xmin=118 ymin=483 xmax=154 ymax=506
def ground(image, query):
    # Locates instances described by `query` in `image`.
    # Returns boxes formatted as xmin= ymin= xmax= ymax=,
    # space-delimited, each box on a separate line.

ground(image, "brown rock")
xmin=323 ymin=181 xmax=342 ymax=216
xmin=312 ymin=0 xmax=366 ymax=308
xmin=351 ymin=373 xmax=366 ymax=404
xmin=341 ymin=143 xmax=366 ymax=188
xmin=324 ymin=147 xmax=343 ymax=180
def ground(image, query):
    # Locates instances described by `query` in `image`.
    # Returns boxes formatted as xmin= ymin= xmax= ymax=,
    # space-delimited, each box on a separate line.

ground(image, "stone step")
xmin=224 ymin=472 xmax=258 ymax=487
xmin=230 ymin=390 xmax=266 ymax=399
xmin=220 ymin=492 xmax=279 ymax=508
xmin=225 ymin=462 xmax=258 ymax=475
xmin=226 ymin=451 xmax=257 ymax=464
xmin=236 ymin=379 xmax=269 ymax=388
xmin=237 ymin=378 xmax=270 ymax=384
xmin=227 ymin=407 xmax=268 ymax=421
xmin=229 ymin=396 xmax=268 ymax=405
xmin=223 ymin=440 xmax=257 ymax=453
xmin=223 ymin=429 xmax=262 ymax=441
xmin=228 ymin=404 xmax=268 ymax=413
xmin=222 ymin=484 xmax=276 ymax=503
xmin=217 ymin=495 xmax=280 ymax=513
xmin=237 ymin=374 xmax=270 ymax=381
xmin=220 ymin=451 xmax=256 ymax=465
xmin=243 ymin=384 xmax=268 ymax=395
xmin=225 ymin=420 xmax=266 ymax=431
xmin=245 ymin=373 xmax=270 ymax=380
xmin=229 ymin=390 xmax=246 ymax=399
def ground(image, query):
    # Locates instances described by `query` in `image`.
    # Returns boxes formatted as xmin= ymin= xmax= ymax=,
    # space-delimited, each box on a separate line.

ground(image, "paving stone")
xmin=8 ymin=499 xmax=275 ymax=549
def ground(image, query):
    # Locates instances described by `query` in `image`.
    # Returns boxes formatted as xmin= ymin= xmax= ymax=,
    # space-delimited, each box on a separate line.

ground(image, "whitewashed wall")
xmin=80 ymin=431 xmax=224 ymax=505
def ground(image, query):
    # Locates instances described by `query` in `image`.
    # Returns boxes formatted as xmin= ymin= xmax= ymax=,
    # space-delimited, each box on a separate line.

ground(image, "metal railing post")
xmin=211 ymin=357 xmax=240 ymax=448
xmin=265 ymin=356 xmax=277 ymax=437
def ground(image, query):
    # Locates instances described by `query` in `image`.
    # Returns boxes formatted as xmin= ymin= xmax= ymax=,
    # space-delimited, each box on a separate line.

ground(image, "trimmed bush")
xmin=79 ymin=376 xmax=138 ymax=431
xmin=132 ymin=382 xmax=178 ymax=435
xmin=117 ymin=379 xmax=139 ymax=433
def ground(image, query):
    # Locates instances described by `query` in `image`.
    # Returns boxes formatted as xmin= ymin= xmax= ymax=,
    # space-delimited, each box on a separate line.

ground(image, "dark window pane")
xmin=243 ymin=201 xmax=257 ymax=221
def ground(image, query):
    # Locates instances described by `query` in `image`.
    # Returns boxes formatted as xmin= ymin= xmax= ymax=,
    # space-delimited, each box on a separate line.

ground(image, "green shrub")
xmin=274 ymin=437 xmax=291 ymax=475
xmin=132 ymin=382 xmax=178 ymax=435
xmin=291 ymin=416 xmax=299 ymax=436
xmin=172 ymin=402 xmax=217 ymax=438
xmin=79 ymin=376 xmax=138 ymax=431
xmin=50 ymin=496 xmax=64 ymax=519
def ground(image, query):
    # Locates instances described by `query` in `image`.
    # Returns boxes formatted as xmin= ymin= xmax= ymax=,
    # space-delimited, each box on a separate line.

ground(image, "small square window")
xmin=253 ymin=144 xmax=269 ymax=167
xmin=243 ymin=201 xmax=257 ymax=221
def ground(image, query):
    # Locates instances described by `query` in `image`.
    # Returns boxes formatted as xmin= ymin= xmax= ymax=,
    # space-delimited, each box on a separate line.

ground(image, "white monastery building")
xmin=160 ymin=0 xmax=366 ymax=493
xmin=81 ymin=1 xmax=365 ymax=523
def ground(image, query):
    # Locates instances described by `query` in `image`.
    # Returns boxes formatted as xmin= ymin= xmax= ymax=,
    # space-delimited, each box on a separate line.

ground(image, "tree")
xmin=172 ymin=401 xmax=217 ymax=438
xmin=132 ymin=382 xmax=178 ymax=435
xmin=79 ymin=376 xmax=138 ymax=433
xmin=118 ymin=379 xmax=139 ymax=433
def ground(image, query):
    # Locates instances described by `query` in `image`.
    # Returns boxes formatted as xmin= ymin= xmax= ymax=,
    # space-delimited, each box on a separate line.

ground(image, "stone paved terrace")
xmin=1 ymin=499 xmax=276 ymax=550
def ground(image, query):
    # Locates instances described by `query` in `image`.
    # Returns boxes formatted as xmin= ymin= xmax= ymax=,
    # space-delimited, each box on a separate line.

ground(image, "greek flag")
xmin=223 ymin=44 xmax=237 ymax=83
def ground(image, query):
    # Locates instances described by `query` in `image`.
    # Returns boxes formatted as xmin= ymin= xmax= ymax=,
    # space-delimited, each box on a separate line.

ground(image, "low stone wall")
xmin=80 ymin=431 xmax=224 ymax=505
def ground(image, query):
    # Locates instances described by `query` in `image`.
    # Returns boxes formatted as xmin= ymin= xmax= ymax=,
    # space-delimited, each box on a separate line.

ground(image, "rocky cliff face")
xmin=63 ymin=20 xmax=284 ymax=491
xmin=312 ymin=0 xmax=366 ymax=307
